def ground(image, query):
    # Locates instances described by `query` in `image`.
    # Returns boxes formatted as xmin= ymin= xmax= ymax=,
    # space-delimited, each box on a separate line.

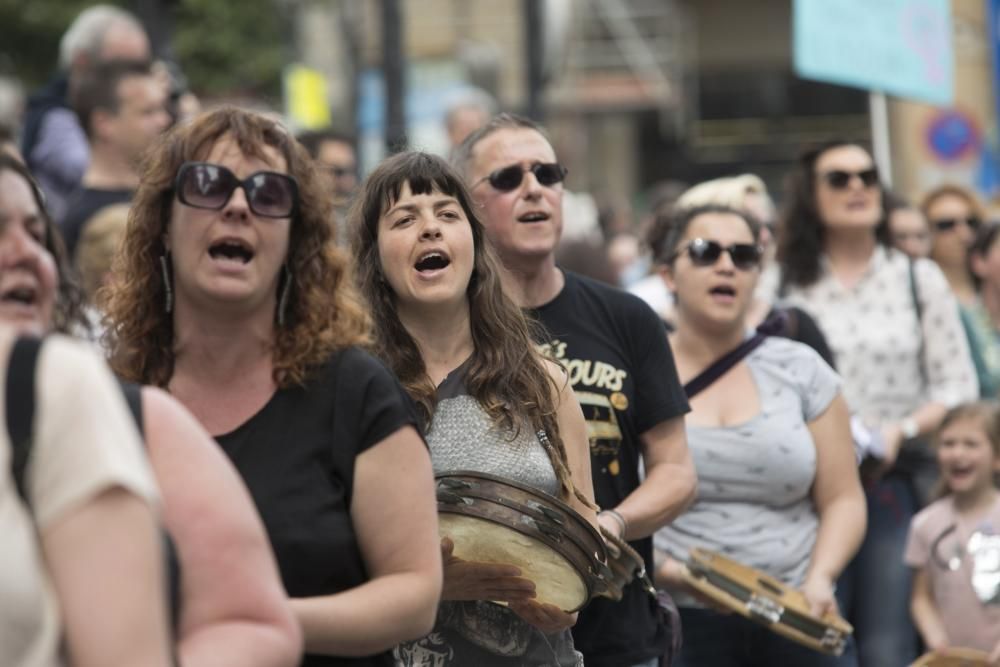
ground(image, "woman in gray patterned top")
xmin=351 ymin=151 xmax=599 ymax=667
xmin=652 ymin=204 xmax=867 ymax=666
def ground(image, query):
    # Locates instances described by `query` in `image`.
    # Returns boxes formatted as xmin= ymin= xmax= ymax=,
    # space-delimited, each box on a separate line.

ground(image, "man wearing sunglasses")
xmin=454 ymin=113 xmax=695 ymax=667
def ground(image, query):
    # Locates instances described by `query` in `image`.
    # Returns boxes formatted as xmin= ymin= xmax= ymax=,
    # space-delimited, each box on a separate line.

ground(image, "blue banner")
xmin=793 ymin=0 xmax=954 ymax=106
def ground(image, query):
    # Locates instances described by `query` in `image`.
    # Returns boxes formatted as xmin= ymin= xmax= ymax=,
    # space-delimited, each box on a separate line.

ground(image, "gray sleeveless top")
xmin=394 ymin=363 xmax=582 ymax=667
xmin=426 ymin=366 xmax=559 ymax=493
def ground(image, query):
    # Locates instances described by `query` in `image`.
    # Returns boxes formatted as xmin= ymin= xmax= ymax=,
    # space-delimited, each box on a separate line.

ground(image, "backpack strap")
xmin=118 ymin=380 xmax=144 ymax=435
xmin=6 ymin=337 xmax=43 ymax=506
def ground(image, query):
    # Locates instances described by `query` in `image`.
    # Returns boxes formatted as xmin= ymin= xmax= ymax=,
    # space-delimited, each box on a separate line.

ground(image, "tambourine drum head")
xmin=439 ymin=513 xmax=588 ymax=611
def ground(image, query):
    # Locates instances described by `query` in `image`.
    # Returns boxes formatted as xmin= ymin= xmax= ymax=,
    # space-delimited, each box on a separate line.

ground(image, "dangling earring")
xmin=159 ymin=254 xmax=173 ymax=314
xmin=277 ymin=265 xmax=292 ymax=326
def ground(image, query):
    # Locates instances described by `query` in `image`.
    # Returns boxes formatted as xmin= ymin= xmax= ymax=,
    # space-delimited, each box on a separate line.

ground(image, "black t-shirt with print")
xmin=215 ymin=346 xmax=424 ymax=667
xmin=529 ymin=271 xmax=690 ymax=667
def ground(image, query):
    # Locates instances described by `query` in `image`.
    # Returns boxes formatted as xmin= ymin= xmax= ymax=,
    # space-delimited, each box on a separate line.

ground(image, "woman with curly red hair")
xmin=103 ymin=107 xmax=442 ymax=666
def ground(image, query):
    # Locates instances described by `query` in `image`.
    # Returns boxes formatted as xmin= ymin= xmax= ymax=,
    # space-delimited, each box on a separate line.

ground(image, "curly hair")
xmin=350 ymin=151 xmax=586 ymax=505
xmin=103 ymin=106 xmax=369 ymax=387
xmin=775 ymin=140 xmax=884 ymax=289
xmin=0 ymin=153 xmax=89 ymax=335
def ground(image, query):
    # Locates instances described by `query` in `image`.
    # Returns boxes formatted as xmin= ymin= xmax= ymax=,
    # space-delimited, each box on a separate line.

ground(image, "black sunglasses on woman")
xmin=174 ymin=162 xmax=299 ymax=218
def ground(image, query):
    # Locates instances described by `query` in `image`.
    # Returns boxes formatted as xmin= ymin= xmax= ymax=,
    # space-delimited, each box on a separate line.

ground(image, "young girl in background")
xmin=905 ymin=402 xmax=1000 ymax=662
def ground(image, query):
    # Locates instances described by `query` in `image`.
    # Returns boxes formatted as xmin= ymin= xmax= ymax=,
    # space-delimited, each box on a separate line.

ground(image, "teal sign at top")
xmin=793 ymin=0 xmax=954 ymax=106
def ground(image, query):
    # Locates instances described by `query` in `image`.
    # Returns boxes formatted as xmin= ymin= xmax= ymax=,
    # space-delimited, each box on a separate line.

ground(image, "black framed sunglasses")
xmin=933 ymin=216 xmax=981 ymax=232
xmin=820 ymin=168 xmax=880 ymax=190
xmin=671 ymin=238 xmax=763 ymax=271
xmin=474 ymin=162 xmax=568 ymax=192
xmin=174 ymin=162 xmax=299 ymax=219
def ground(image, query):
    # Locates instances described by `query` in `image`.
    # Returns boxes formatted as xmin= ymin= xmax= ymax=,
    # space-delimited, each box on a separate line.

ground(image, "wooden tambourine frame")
xmin=435 ymin=471 xmax=609 ymax=612
xmin=680 ymin=548 xmax=853 ymax=656
xmin=597 ymin=525 xmax=656 ymax=601
xmin=909 ymin=648 xmax=991 ymax=667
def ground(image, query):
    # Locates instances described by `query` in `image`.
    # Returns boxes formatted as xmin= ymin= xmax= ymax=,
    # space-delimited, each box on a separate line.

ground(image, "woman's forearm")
xmin=289 ymin=572 xmax=439 ymax=657
xmin=807 ymin=494 xmax=866 ymax=584
xmin=178 ymin=622 xmax=301 ymax=667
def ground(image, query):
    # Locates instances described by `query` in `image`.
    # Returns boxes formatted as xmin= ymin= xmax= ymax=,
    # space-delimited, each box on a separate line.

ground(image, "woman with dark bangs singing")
xmin=351 ymin=151 xmax=598 ymax=667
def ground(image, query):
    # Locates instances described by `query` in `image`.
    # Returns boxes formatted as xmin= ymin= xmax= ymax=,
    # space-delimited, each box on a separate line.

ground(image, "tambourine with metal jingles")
xmin=679 ymin=548 xmax=854 ymax=656
xmin=597 ymin=524 xmax=657 ymax=601
xmin=909 ymin=648 xmax=991 ymax=667
xmin=435 ymin=470 xmax=610 ymax=612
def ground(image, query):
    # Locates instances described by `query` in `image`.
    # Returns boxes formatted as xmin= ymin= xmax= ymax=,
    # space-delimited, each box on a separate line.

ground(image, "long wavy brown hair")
xmin=351 ymin=151 xmax=586 ymax=505
xmin=776 ymin=140 xmax=886 ymax=289
xmin=103 ymin=106 xmax=369 ymax=387
xmin=0 ymin=153 xmax=89 ymax=335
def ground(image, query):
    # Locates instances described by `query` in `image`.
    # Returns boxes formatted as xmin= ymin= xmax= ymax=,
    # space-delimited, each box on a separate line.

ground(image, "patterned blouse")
xmin=779 ymin=246 xmax=977 ymax=425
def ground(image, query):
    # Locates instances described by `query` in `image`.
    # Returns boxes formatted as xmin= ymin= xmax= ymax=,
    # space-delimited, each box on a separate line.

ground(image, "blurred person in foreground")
xmin=0 ymin=152 xmax=303 ymax=666
xmin=0 ymin=153 xmax=166 ymax=667
xmin=454 ymin=112 xmax=696 ymax=667
xmin=103 ymin=107 xmax=442 ymax=666
xmin=0 ymin=333 xmax=170 ymax=667
xmin=774 ymin=141 xmax=978 ymax=666
xmin=21 ymin=4 xmax=151 ymax=222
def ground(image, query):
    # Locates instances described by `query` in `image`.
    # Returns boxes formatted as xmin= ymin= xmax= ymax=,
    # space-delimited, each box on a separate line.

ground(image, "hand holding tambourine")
xmin=678 ymin=548 xmax=853 ymax=656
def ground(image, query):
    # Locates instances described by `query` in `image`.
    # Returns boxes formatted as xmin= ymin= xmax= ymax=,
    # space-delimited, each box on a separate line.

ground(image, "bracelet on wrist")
xmin=600 ymin=509 xmax=628 ymax=538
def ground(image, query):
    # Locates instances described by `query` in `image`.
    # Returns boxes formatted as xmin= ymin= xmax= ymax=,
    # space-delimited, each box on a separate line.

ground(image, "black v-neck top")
xmin=215 ymin=346 xmax=423 ymax=667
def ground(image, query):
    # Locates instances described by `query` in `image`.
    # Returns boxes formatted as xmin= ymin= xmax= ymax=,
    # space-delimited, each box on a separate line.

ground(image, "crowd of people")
xmin=2 ymin=4 xmax=1000 ymax=667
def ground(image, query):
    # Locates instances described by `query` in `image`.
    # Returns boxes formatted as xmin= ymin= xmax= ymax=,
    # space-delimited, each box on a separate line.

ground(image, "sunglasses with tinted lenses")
xmin=175 ymin=162 xmax=299 ymax=218
xmin=933 ymin=216 xmax=981 ymax=232
xmin=475 ymin=162 xmax=568 ymax=192
xmin=672 ymin=238 xmax=763 ymax=271
xmin=821 ymin=168 xmax=880 ymax=190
